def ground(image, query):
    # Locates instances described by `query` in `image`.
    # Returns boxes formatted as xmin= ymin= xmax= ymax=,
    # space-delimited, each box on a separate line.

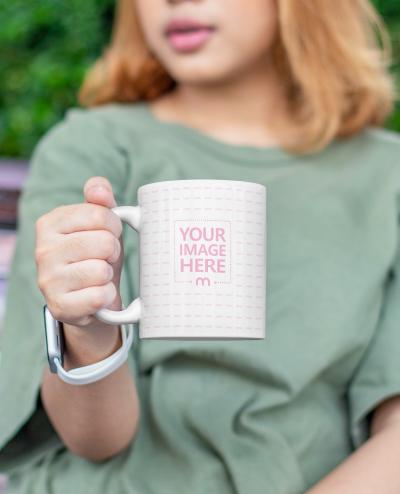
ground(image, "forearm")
xmin=40 ymin=322 xmax=140 ymax=463
xmin=306 ymin=423 xmax=400 ymax=493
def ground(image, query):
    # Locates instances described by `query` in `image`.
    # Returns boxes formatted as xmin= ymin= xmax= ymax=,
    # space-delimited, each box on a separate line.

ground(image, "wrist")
xmin=61 ymin=292 xmax=124 ymax=365
xmin=63 ymin=322 xmax=122 ymax=370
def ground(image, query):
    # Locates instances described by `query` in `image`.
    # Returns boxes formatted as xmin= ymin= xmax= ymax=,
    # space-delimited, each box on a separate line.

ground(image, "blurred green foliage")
xmin=0 ymin=0 xmax=114 ymax=157
xmin=373 ymin=0 xmax=400 ymax=130
xmin=0 ymin=0 xmax=399 ymax=157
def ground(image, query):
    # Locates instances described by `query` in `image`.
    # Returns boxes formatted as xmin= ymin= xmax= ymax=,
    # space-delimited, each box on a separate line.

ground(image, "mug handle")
xmin=94 ymin=205 xmax=143 ymax=325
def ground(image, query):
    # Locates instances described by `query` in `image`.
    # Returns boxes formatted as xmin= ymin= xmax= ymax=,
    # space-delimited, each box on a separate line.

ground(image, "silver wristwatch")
xmin=43 ymin=304 xmax=134 ymax=385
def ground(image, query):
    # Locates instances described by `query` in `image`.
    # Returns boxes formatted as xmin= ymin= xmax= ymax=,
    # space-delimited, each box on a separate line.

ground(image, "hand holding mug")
xmin=35 ymin=176 xmax=124 ymax=331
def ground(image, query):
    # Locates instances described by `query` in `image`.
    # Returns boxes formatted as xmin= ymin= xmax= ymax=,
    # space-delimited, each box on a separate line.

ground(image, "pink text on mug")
xmin=174 ymin=220 xmax=231 ymax=286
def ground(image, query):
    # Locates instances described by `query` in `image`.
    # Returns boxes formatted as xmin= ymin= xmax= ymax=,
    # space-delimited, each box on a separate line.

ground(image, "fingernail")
xmin=88 ymin=185 xmax=108 ymax=193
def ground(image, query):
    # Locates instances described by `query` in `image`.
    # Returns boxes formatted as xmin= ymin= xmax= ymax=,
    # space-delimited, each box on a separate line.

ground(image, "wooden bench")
xmin=0 ymin=159 xmax=29 ymax=335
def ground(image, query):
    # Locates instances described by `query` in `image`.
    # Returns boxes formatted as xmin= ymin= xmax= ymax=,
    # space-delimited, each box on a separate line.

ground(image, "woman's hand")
xmin=35 ymin=175 xmax=124 ymax=331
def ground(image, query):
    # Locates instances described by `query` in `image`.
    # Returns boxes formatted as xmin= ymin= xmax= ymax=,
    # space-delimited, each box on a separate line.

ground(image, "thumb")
xmin=84 ymin=176 xmax=117 ymax=208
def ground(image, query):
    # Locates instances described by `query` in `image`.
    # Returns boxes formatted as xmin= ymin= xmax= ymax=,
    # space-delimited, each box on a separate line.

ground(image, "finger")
xmin=55 ymin=259 xmax=114 ymax=293
xmin=48 ymin=282 xmax=118 ymax=325
xmin=39 ymin=230 xmax=121 ymax=268
xmin=38 ymin=202 xmax=123 ymax=239
xmin=65 ymin=230 xmax=121 ymax=264
xmin=84 ymin=176 xmax=118 ymax=209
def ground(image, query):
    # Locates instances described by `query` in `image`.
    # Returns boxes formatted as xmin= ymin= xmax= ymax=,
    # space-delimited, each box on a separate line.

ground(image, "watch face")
xmin=58 ymin=322 xmax=65 ymax=365
xmin=43 ymin=305 xmax=64 ymax=373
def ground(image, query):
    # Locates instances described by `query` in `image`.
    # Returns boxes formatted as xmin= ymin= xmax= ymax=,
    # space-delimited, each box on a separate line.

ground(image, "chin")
xmin=163 ymin=56 xmax=235 ymax=84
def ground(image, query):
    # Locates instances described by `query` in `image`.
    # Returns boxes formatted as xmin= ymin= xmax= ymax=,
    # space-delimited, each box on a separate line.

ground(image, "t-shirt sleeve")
xmin=347 ymin=224 xmax=400 ymax=449
xmin=0 ymin=106 xmax=134 ymax=475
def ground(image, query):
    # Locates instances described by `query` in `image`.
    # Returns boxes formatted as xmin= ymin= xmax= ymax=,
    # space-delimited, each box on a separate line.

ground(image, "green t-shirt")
xmin=1 ymin=100 xmax=400 ymax=494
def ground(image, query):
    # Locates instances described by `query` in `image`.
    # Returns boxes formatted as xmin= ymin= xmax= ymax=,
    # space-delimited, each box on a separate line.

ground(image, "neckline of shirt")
xmin=134 ymin=100 xmax=305 ymax=163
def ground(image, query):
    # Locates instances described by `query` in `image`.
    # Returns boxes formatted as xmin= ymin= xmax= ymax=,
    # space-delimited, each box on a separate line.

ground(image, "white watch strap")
xmin=54 ymin=320 xmax=134 ymax=385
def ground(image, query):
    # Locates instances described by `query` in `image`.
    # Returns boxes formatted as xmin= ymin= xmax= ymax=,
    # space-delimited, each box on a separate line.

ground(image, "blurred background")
xmin=0 ymin=0 xmax=399 ymax=327
xmin=0 ymin=0 xmax=116 ymax=331
xmin=0 ymin=0 xmax=114 ymax=158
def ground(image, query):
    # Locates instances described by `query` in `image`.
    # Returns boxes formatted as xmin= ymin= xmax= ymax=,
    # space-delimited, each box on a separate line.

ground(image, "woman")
xmin=0 ymin=0 xmax=399 ymax=492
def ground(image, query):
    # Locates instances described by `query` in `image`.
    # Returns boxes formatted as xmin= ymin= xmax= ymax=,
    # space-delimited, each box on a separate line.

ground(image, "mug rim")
xmin=138 ymin=179 xmax=266 ymax=193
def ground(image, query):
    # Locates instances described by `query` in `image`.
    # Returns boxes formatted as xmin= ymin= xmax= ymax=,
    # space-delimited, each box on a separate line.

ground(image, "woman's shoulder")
xmin=39 ymin=101 xmax=149 ymax=149
xmin=63 ymin=100 xmax=149 ymax=127
xmin=328 ymin=125 xmax=400 ymax=177
xmin=351 ymin=125 xmax=400 ymax=161
xmin=358 ymin=126 xmax=400 ymax=178
xmin=26 ymin=102 xmax=150 ymax=200
xmin=362 ymin=125 xmax=400 ymax=149
xmin=338 ymin=126 xmax=400 ymax=200
xmin=29 ymin=101 xmax=151 ymax=182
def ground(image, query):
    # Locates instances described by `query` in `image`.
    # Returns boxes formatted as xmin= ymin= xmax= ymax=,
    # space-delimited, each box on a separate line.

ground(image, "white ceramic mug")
xmin=94 ymin=179 xmax=266 ymax=339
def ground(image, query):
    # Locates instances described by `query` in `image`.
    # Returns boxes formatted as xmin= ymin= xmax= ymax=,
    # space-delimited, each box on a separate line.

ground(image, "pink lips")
xmin=164 ymin=18 xmax=216 ymax=53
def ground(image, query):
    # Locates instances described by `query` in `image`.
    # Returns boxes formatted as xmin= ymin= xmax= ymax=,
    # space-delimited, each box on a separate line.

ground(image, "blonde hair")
xmin=78 ymin=0 xmax=398 ymax=155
